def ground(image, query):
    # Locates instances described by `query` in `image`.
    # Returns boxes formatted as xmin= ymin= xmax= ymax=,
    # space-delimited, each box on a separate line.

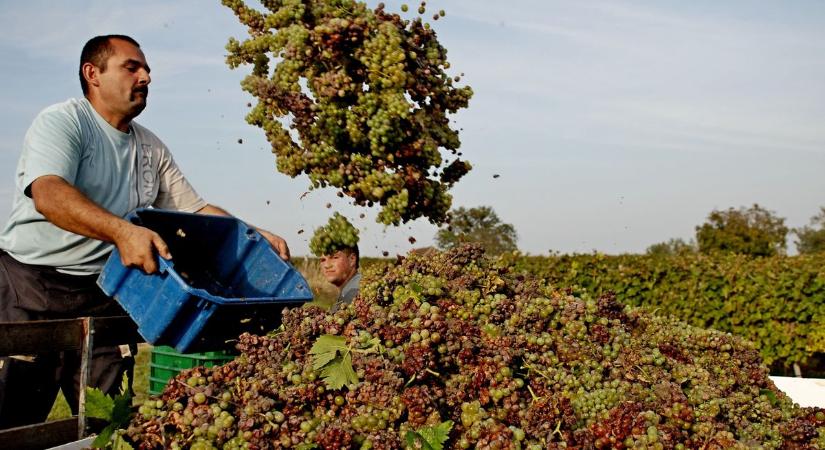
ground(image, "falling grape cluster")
xmin=119 ymin=245 xmax=825 ymax=449
xmin=222 ymin=0 xmax=473 ymax=226
xmin=310 ymin=212 xmax=360 ymax=256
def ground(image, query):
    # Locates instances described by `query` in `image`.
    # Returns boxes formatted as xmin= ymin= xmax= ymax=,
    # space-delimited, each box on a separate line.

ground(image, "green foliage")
xmin=508 ymin=252 xmax=825 ymax=369
xmin=405 ymin=420 xmax=453 ymax=450
xmin=310 ymin=334 xmax=359 ymax=389
xmin=86 ymin=375 xmax=134 ymax=448
xmin=645 ymin=238 xmax=695 ymax=257
xmin=695 ymin=204 xmax=788 ymax=256
xmin=309 ymin=213 xmax=359 ymax=257
xmin=85 ymin=387 xmax=115 ymax=421
xmin=794 ymin=207 xmax=825 ymax=254
xmin=435 ymin=206 xmax=517 ymax=255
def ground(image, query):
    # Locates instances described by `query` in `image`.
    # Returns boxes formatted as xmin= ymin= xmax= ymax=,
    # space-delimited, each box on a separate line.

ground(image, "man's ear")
xmin=82 ymin=62 xmax=100 ymax=90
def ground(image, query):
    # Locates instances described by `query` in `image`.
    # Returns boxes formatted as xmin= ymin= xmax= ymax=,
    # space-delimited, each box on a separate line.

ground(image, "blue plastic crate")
xmin=97 ymin=208 xmax=313 ymax=352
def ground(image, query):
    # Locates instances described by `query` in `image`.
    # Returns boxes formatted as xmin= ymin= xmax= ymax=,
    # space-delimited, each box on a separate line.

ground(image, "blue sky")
xmin=1 ymin=0 xmax=823 ymax=256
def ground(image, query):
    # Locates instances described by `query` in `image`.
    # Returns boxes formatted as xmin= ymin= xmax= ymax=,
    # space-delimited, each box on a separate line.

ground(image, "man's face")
xmin=320 ymin=250 xmax=357 ymax=287
xmin=94 ymin=38 xmax=151 ymax=119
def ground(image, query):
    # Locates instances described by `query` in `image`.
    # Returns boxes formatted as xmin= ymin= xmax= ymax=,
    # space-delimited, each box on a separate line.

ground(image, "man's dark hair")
xmin=343 ymin=246 xmax=360 ymax=269
xmin=79 ymin=35 xmax=141 ymax=95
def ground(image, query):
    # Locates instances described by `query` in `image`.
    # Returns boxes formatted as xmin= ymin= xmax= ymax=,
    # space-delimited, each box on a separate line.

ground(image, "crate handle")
xmin=158 ymin=256 xmax=174 ymax=274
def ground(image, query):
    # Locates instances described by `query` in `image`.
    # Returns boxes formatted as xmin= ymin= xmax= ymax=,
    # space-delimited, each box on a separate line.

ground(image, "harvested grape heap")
xmin=310 ymin=212 xmax=360 ymax=256
xmin=222 ymin=0 xmax=473 ymax=226
xmin=122 ymin=246 xmax=825 ymax=449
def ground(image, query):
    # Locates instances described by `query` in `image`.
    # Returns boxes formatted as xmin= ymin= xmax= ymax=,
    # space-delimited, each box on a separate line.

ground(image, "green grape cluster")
xmin=222 ymin=0 xmax=473 ymax=226
xmin=117 ymin=245 xmax=825 ymax=449
xmin=309 ymin=212 xmax=359 ymax=256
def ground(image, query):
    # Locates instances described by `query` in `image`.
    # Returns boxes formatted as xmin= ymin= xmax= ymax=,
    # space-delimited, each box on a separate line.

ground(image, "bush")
xmin=506 ymin=252 xmax=825 ymax=370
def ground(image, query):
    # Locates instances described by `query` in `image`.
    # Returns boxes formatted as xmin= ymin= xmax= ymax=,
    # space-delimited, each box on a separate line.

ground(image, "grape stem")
xmin=522 ymin=363 xmax=551 ymax=383
xmin=335 ymin=5 xmax=354 ymax=16
xmin=633 ymin=364 xmax=651 ymax=383
xmin=526 ymin=385 xmax=542 ymax=403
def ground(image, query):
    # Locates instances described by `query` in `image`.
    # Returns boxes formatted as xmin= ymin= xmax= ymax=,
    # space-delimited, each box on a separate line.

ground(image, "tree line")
xmin=434 ymin=204 xmax=825 ymax=257
xmin=648 ymin=204 xmax=825 ymax=257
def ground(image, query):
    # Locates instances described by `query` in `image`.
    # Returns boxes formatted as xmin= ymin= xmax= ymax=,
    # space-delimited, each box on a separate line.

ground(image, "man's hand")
xmin=113 ymin=223 xmax=172 ymax=274
xmin=30 ymin=175 xmax=171 ymax=273
xmin=257 ymin=228 xmax=291 ymax=261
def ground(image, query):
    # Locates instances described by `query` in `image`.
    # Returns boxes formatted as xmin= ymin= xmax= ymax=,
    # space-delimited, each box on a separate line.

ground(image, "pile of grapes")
xmin=120 ymin=246 xmax=825 ymax=449
xmin=310 ymin=212 xmax=360 ymax=256
xmin=222 ymin=0 xmax=473 ymax=226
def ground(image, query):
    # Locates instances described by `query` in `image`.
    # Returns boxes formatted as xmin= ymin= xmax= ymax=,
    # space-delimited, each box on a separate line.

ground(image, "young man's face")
xmin=93 ymin=38 xmax=151 ymax=119
xmin=320 ymin=250 xmax=357 ymax=287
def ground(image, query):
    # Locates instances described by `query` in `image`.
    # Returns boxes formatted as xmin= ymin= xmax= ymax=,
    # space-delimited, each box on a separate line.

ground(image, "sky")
xmin=0 ymin=0 xmax=823 ymax=257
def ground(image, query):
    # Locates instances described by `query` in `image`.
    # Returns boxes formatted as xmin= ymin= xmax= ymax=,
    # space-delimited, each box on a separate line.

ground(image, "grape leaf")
xmin=310 ymin=334 xmax=348 ymax=371
xmin=111 ymin=390 xmax=132 ymax=425
xmin=405 ymin=421 xmax=453 ymax=450
xmin=759 ymin=388 xmax=778 ymax=406
xmin=311 ymin=334 xmax=359 ymax=389
xmin=88 ymin=374 xmax=134 ymax=448
xmin=92 ymin=425 xmax=116 ymax=448
xmin=319 ymin=351 xmax=358 ymax=390
xmin=85 ymin=387 xmax=115 ymax=420
xmin=111 ymin=431 xmax=135 ymax=449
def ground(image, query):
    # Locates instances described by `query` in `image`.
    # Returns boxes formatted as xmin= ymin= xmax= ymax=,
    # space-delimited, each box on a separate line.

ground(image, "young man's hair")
xmin=79 ymin=35 xmax=141 ymax=95
xmin=343 ymin=246 xmax=360 ymax=269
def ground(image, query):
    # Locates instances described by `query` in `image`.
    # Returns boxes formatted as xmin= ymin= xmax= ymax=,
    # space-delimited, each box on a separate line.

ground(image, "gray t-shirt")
xmin=330 ymin=272 xmax=361 ymax=313
xmin=0 ymin=98 xmax=206 ymax=275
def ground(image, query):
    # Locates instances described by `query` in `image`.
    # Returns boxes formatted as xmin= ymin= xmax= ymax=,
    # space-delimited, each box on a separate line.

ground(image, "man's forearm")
xmin=30 ymin=175 xmax=130 ymax=243
xmin=196 ymin=204 xmax=232 ymax=217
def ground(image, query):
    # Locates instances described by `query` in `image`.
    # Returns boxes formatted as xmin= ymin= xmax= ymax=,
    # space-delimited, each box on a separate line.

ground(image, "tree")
xmin=794 ymin=207 xmax=825 ymax=254
xmin=645 ymin=238 xmax=696 ymax=257
xmin=435 ymin=206 xmax=518 ymax=255
xmin=695 ymin=204 xmax=788 ymax=257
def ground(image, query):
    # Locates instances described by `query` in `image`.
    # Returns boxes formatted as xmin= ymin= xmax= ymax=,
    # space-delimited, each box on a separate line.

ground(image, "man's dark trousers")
xmin=0 ymin=251 xmax=135 ymax=429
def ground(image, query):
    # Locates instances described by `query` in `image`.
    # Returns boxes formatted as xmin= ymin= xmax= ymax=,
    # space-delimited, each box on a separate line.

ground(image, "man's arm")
xmin=195 ymin=204 xmax=290 ymax=261
xmin=30 ymin=175 xmax=171 ymax=273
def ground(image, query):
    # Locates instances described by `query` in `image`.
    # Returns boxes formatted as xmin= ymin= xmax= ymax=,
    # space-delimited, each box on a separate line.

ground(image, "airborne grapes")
xmin=222 ymin=0 xmax=473 ymax=226
xmin=309 ymin=212 xmax=359 ymax=256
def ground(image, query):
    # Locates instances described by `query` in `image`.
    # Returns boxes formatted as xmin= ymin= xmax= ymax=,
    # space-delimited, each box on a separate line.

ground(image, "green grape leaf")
xmin=87 ymin=373 xmax=134 ymax=448
xmin=84 ymin=387 xmax=114 ymax=421
xmin=91 ymin=424 xmax=115 ymax=448
xmin=120 ymin=371 xmax=130 ymax=395
xmin=320 ymin=351 xmax=358 ymax=390
xmin=111 ymin=391 xmax=133 ymax=425
xmin=311 ymin=335 xmax=358 ymax=389
xmin=405 ymin=431 xmax=436 ymax=450
xmin=310 ymin=334 xmax=348 ymax=371
xmin=111 ymin=431 xmax=135 ymax=450
xmin=759 ymin=388 xmax=778 ymax=406
xmin=405 ymin=421 xmax=453 ymax=450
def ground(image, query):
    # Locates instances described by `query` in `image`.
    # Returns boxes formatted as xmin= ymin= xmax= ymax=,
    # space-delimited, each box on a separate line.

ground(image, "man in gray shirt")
xmin=320 ymin=245 xmax=361 ymax=313
xmin=0 ymin=35 xmax=290 ymax=428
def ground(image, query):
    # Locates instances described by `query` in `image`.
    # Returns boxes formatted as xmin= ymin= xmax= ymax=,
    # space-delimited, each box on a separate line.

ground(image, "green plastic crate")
xmin=148 ymin=346 xmax=236 ymax=395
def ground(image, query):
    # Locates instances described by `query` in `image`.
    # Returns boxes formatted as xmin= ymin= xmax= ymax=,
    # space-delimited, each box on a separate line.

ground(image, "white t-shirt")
xmin=0 ymin=98 xmax=206 ymax=274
